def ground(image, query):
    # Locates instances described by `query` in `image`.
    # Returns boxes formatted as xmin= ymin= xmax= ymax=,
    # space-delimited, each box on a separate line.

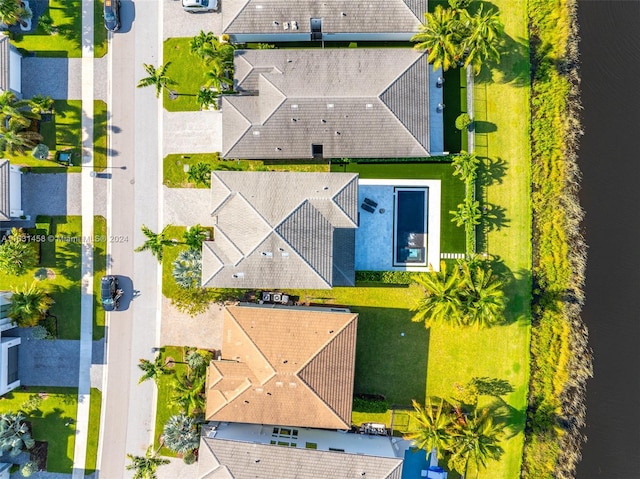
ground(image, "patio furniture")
xmin=55 ymin=150 xmax=73 ymax=167
xmin=363 ymin=197 xmax=378 ymax=208
xmin=361 ymin=203 xmax=375 ymax=213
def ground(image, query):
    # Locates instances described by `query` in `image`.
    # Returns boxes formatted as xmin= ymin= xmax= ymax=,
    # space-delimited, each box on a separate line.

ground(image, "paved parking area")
xmin=163 ymin=110 xmax=223 ymax=155
xmin=163 ymin=1 xmax=222 ymax=39
xmin=160 ymin=297 xmax=223 ymax=350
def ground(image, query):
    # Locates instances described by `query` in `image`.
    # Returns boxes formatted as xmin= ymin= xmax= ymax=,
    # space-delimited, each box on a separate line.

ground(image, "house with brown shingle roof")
xmin=222 ymin=49 xmax=444 ymax=160
xmin=222 ymin=0 xmax=428 ymax=44
xmin=201 ymin=171 xmax=358 ymax=290
xmin=205 ymin=304 xmax=358 ymax=430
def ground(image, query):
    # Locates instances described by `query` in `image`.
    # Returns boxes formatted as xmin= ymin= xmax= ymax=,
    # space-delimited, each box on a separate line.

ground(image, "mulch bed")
xmin=30 ymin=441 xmax=47 ymax=471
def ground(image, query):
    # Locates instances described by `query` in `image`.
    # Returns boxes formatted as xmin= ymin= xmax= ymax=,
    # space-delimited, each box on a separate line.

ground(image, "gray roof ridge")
xmin=257 ymin=74 xmax=286 ymax=124
xmin=402 ymin=0 xmax=427 ymax=21
xmin=230 ymin=191 xmax=277 ymax=258
xmin=201 ymin=241 xmax=226 ymax=286
xmin=275 ymin=200 xmax=332 ymax=289
xmin=234 ymin=54 xmax=255 ymax=85
xmin=223 ymin=0 xmax=252 ymax=33
xmin=221 ymin=98 xmax=253 ymax=157
xmin=330 ymin=177 xmax=359 ymax=227
xmin=210 ymin=172 xmax=234 ymax=212
xmin=210 ymin=227 xmax=245 ymax=266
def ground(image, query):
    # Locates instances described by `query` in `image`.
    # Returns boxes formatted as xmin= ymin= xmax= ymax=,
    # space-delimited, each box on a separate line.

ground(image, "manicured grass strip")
xmin=94 ymin=100 xmax=108 ymax=172
xmin=160 ymin=226 xmax=188 ymax=299
xmin=163 ymin=153 xmax=329 ymax=188
xmin=93 ymin=216 xmax=107 ymax=340
xmin=8 ymin=100 xmax=82 ymax=171
xmin=94 ymin=0 xmax=108 ymax=58
xmin=154 ymin=346 xmax=187 ymax=457
xmin=163 ymin=38 xmax=207 ymax=112
xmin=10 ymin=0 xmax=82 ymax=57
xmin=84 ymin=389 xmax=102 ymax=475
xmin=330 ymin=161 xmax=466 ymax=253
xmin=0 ymin=387 xmax=78 ymax=473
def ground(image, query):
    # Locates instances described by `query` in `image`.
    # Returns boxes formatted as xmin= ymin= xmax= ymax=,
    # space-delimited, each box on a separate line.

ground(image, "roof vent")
xmin=341 ymin=12 xmax=346 ymax=16
xmin=320 ymin=119 xmax=326 ymax=123
xmin=278 ymin=247 xmax=285 ymax=251
xmin=323 ymin=186 xmax=329 ymax=190
xmin=291 ymin=118 xmax=297 ymax=122
xmin=276 ymin=381 xmax=283 ymax=387
xmin=291 ymin=21 xmax=298 ymax=30
xmin=289 ymin=382 xmax=297 ymax=388
xmin=273 ymin=21 xmax=279 ymax=25
xmin=255 ymin=4 xmax=263 ymax=9
xmin=283 ymin=22 xmax=289 ymax=30
xmin=262 ymin=251 xmax=273 ymax=258
xmin=329 ymin=330 xmax=334 ymax=334
xmin=291 ymin=104 xmax=298 ymax=109
xmin=327 ymin=103 xmax=334 ymax=108
xmin=281 ymin=251 xmax=289 ymax=258
xmin=366 ymin=103 xmax=373 ymax=109
xmin=335 ymin=131 xmax=341 ymax=135
xmin=275 ymin=147 xmax=282 ymax=151
xmin=232 ymin=273 xmax=245 ymax=279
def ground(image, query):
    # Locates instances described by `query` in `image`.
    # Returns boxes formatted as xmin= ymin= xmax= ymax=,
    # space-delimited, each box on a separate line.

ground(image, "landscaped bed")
xmin=153 ymin=346 xmax=187 ymax=457
xmin=163 ymin=153 xmax=329 ymax=188
xmin=0 ymin=387 xmax=78 ymax=473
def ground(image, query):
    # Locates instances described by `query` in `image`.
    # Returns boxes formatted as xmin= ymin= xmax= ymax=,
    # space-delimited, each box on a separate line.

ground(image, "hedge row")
xmin=333 ymin=155 xmax=454 ymax=164
xmin=355 ymin=271 xmax=414 ymax=284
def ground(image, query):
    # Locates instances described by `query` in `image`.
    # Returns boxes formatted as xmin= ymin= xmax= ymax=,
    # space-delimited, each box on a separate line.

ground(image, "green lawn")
xmin=94 ymin=0 xmax=108 ymax=58
xmin=10 ymin=0 xmax=82 ymax=57
xmin=163 ymin=37 xmax=209 ymax=112
xmin=84 ymin=389 xmax=102 ymax=474
xmin=331 ymin=161 xmax=466 ymax=253
xmin=160 ymin=226 xmax=188 ymax=300
xmin=93 ymin=100 xmax=108 ymax=171
xmin=153 ymin=346 xmax=187 ymax=457
xmin=8 ymin=100 xmax=82 ymax=172
xmin=163 ymin=153 xmax=330 ymax=188
xmin=93 ymin=216 xmax=107 ymax=340
xmin=0 ymin=387 xmax=78 ymax=472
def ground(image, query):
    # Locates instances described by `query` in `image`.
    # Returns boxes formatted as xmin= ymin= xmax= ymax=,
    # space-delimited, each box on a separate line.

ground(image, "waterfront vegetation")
xmin=523 ymin=1 xmax=588 ymax=478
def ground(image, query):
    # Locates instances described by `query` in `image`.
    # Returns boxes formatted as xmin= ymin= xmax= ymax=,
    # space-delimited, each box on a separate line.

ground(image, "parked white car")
xmin=182 ymin=0 xmax=218 ymax=12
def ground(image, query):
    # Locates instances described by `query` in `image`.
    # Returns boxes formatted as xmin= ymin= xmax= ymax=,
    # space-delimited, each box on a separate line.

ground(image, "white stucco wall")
xmin=9 ymin=165 xmax=22 ymax=217
xmin=9 ymin=49 xmax=21 ymax=95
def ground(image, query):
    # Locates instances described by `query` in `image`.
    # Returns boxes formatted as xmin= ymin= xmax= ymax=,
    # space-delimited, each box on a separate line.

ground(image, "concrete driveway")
xmin=163 ymin=110 xmax=223 ymax=155
xmin=163 ymin=1 xmax=222 ymax=39
xmin=15 ymin=333 xmax=80 ymax=387
xmin=160 ymin=297 xmax=223 ymax=350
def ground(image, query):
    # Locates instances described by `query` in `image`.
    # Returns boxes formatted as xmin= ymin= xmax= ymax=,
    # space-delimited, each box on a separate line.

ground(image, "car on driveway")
xmin=182 ymin=0 xmax=218 ymax=13
xmin=101 ymin=276 xmax=123 ymax=311
xmin=104 ymin=0 xmax=121 ymax=32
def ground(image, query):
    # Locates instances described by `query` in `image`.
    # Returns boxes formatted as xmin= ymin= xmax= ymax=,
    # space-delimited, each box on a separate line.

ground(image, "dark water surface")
xmin=576 ymin=1 xmax=640 ymax=476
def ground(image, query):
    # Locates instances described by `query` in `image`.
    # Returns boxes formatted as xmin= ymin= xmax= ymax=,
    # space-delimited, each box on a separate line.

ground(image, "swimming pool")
xmin=394 ymin=188 xmax=428 ymax=266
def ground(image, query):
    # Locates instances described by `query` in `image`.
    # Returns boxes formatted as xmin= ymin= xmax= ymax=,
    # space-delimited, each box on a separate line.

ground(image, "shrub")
xmin=355 ymin=271 xmax=414 ymax=285
xmin=20 ymin=461 xmax=38 ymax=477
xmin=183 ymin=450 xmax=196 ymax=465
xmin=31 ymin=143 xmax=49 ymax=160
xmin=455 ymin=113 xmax=473 ymax=130
xmin=30 ymin=325 xmax=50 ymax=340
xmin=353 ymin=396 xmax=389 ymax=413
xmin=163 ymin=414 xmax=200 ymax=454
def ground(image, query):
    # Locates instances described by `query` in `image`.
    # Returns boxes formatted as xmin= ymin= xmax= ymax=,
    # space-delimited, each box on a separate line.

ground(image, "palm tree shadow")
xmin=478 ymin=156 xmax=508 ymax=187
xmin=486 ymin=397 xmax=526 ymax=440
xmin=481 ymin=203 xmax=509 ymax=231
xmin=482 ymin=258 xmax=531 ymax=325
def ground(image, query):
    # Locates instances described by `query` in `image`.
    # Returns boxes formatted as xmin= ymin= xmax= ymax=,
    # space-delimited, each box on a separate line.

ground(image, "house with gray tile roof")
xmin=222 ymin=0 xmax=428 ymax=43
xmin=0 ymin=160 xmax=24 ymax=222
xmin=198 ymin=423 xmax=405 ymax=479
xmin=201 ymin=171 xmax=358 ymax=289
xmin=222 ymin=49 xmax=444 ymax=160
xmin=0 ymin=33 xmax=22 ymax=97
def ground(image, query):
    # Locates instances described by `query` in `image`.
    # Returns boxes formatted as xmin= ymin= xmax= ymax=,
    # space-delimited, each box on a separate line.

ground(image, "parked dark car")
xmin=101 ymin=276 xmax=122 ymax=311
xmin=104 ymin=0 xmax=121 ymax=32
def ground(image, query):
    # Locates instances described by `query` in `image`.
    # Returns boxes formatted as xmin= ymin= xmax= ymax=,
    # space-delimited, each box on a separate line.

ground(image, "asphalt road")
xmin=98 ymin=1 xmax=162 ymax=477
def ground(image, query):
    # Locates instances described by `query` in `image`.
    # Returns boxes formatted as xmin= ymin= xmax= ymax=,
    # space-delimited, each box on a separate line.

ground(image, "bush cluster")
xmin=355 ymin=271 xmax=414 ymax=284
xmin=334 ymin=155 xmax=454 ymax=164
xmin=352 ymin=396 xmax=390 ymax=413
xmin=523 ymin=1 xmax=590 ymax=478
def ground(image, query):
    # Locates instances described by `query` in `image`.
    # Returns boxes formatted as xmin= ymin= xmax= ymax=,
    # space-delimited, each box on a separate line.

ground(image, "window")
xmin=311 ymin=144 xmax=323 ymax=157
xmin=305 ymin=442 xmax=317 ymax=449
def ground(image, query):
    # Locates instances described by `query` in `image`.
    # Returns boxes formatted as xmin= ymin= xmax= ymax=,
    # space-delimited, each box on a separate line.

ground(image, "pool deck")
xmin=356 ymin=179 xmax=441 ymax=272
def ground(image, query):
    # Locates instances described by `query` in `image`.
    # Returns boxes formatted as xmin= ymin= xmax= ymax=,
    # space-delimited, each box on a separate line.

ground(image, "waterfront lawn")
xmin=331 ymin=161 xmax=466 ymax=254
xmin=0 ymin=387 xmax=78 ymax=473
xmin=163 ymin=153 xmax=330 ymax=188
xmin=153 ymin=346 xmax=186 ymax=457
xmin=163 ymin=38 xmax=208 ymax=112
xmin=10 ymin=0 xmax=82 ymax=57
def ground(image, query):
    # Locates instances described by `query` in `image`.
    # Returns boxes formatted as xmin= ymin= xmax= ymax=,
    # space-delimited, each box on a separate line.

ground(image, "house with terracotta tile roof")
xmin=222 ymin=0 xmax=428 ymax=43
xmin=222 ymin=49 xmax=444 ymax=160
xmin=201 ymin=171 xmax=358 ymax=290
xmin=205 ymin=304 xmax=358 ymax=430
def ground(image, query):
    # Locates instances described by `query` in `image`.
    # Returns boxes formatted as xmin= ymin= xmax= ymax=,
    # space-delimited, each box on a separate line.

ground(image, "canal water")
xmin=576 ymin=1 xmax=640 ymax=477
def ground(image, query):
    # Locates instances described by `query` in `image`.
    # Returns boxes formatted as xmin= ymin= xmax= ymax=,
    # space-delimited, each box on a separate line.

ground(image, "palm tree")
xmin=412 ymin=5 xmax=461 ymax=72
xmin=462 ymin=5 xmax=504 ymax=75
xmin=452 ymin=152 xmax=480 ymax=182
xmin=126 ymin=446 xmax=169 ymax=479
xmin=404 ymin=398 xmax=453 ymax=456
xmin=0 ymin=91 xmax=39 ymax=127
xmin=190 ymin=30 xmax=216 ymax=58
xmin=450 ymin=197 xmax=482 ymax=228
xmin=459 ymin=262 xmax=506 ymax=328
xmin=187 ymin=161 xmax=212 ymax=187
xmin=171 ymin=371 xmax=206 ymax=415
xmin=8 ymin=282 xmax=54 ymax=328
xmin=0 ymin=0 xmax=23 ymax=26
xmin=203 ymin=68 xmax=233 ymax=93
xmin=138 ymin=354 xmax=174 ymax=385
xmin=137 ymin=62 xmax=177 ymax=98
xmin=186 ymin=349 xmax=213 ymax=375
xmin=172 ymin=249 xmax=202 ymax=289
xmin=197 ymin=87 xmax=220 ymax=110
xmin=0 ymin=227 xmax=38 ymax=276
xmin=448 ymin=408 xmax=504 ymax=479
xmin=411 ymin=261 xmax=465 ymax=328
xmin=0 ymin=412 xmax=35 ymax=457
xmin=162 ymin=414 xmax=200 ymax=454
xmin=134 ymin=224 xmax=175 ymax=263
xmin=183 ymin=224 xmax=209 ymax=250
xmin=0 ymin=121 xmax=43 ymax=155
